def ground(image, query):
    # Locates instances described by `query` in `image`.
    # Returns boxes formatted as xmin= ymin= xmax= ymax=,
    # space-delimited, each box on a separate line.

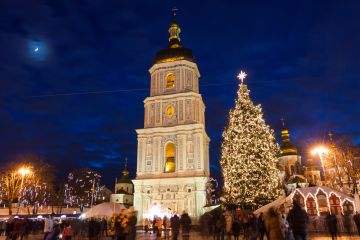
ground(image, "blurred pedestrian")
xmin=343 ymin=213 xmax=352 ymax=236
xmin=127 ymin=207 xmax=137 ymax=240
xmin=354 ymin=212 xmax=360 ymax=236
xmin=258 ymin=213 xmax=267 ymax=240
xmin=241 ymin=211 xmax=249 ymax=239
xmin=0 ymin=221 xmax=6 ymax=236
xmin=214 ymin=212 xmax=225 ymax=240
xmin=287 ymin=201 xmax=309 ymax=240
xmin=248 ymin=212 xmax=258 ymax=240
xmin=62 ymin=222 xmax=73 ymax=240
xmin=231 ymin=218 xmax=241 ymax=240
xmin=144 ymin=218 xmax=150 ymax=233
xmin=155 ymin=217 xmax=162 ymax=237
xmin=45 ymin=223 xmax=60 ymax=240
xmin=152 ymin=216 xmax=157 ymax=235
xmin=180 ymin=211 xmax=192 ymax=240
xmin=170 ymin=214 xmax=180 ymax=240
xmin=6 ymin=218 xmax=14 ymax=240
xmin=43 ymin=216 xmax=54 ymax=240
xmin=224 ymin=211 xmax=233 ymax=240
xmin=264 ymin=208 xmax=284 ymax=240
xmin=101 ymin=218 xmax=108 ymax=237
xmin=326 ymin=212 xmax=338 ymax=240
xmin=163 ymin=215 xmax=169 ymax=240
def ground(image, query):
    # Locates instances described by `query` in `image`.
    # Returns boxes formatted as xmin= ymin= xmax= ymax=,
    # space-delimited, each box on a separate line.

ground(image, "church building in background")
xmin=132 ymin=14 xmax=210 ymax=223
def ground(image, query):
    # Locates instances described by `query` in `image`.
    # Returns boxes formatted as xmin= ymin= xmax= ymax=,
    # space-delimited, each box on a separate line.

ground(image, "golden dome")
xmin=280 ymin=126 xmax=298 ymax=156
xmin=152 ymin=15 xmax=195 ymax=65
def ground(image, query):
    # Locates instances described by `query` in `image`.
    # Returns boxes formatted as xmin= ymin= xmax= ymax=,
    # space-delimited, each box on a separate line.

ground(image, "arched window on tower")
xmin=164 ymin=143 xmax=175 ymax=173
xmin=166 ymin=73 xmax=175 ymax=89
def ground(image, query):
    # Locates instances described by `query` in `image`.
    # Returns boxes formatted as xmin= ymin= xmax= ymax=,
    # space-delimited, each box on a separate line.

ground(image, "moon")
xmin=28 ymin=40 xmax=48 ymax=61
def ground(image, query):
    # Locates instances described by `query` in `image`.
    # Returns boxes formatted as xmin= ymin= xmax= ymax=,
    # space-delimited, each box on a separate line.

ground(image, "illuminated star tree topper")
xmin=237 ymin=70 xmax=247 ymax=83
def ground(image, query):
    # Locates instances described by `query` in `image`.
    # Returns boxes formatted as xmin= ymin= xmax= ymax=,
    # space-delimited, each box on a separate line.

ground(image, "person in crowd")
xmin=354 ymin=212 xmax=360 ymax=236
xmin=101 ymin=218 xmax=108 ymax=237
xmin=207 ymin=213 xmax=214 ymax=238
xmin=127 ymin=207 xmax=137 ymax=240
xmin=224 ymin=211 xmax=233 ymax=240
xmin=170 ymin=214 xmax=180 ymax=240
xmin=281 ymin=214 xmax=292 ymax=240
xmin=0 ymin=221 xmax=6 ymax=236
xmin=5 ymin=218 xmax=14 ymax=240
xmin=326 ymin=212 xmax=338 ymax=240
xmin=343 ymin=213 xmax=352 ymax=236
xmin=180 ymin=211 xmax=192 ymax=240
xmin=264 ymin=207 xmax=284 ymax=240
xmin=258 ymin=213 xmax=267 ymax=240
xmin=117 ymin=209 xmax=129 ymax=240
xmin=152 ymin=216 xmax=158 ymax=236
xmin=62 ymin=222 xmax=73 ymax=240
xmin=163 ymin=215 xmax=169 ymax=240
xmin=144 ymin=218 xmax=150 ymax=233
xmin=45 ymin=223 xmax=60 ymax=240
xmin=240 ymin=211 xmax=249 ymax=239
xmin=43 ymin=215 xmax=54 ymax=240
xmin=248 ymin=212 xmax=258 ymax=240
xmin=231 ymin=217 xmax=241 ymax=240
xmin=109 ymin=214 xmax=117 ymax=239
xmin=88 ymin=218 xmax=97 ymax=240
xmin=24 ymin=218 xmax=32 ymax=240
xmin=199 ymin=213 xmax=211 ymax=239
xmin=214 ymin=212 xmax=225 ymax=240
xmin=287 ymin=201 xmax=309 ymax=240
xmin=155 ymin=216 xmax=162 ymax=237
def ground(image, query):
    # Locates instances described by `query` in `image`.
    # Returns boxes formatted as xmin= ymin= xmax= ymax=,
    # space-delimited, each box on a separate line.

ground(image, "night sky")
xmin=1 ymin=1 xmax=360 ymax=187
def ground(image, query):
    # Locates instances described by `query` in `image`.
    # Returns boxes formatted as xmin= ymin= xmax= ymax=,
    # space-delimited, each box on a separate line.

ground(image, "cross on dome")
xmin=172 ymin=7 xmax=178 ymax=18
xmin=237 ymin=70 xmax=247 ymax=83
xmin=281 ymin=117 xmax=286 ymax=127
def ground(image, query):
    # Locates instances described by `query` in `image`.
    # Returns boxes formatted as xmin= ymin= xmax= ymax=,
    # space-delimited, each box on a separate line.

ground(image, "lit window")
xmin=164 ymin=143 xmax=175 ymax=173
xmin=166 ymin=73 xmax=175 ymax=89
xmin=166 ymin=106 xmax=175 ymax=117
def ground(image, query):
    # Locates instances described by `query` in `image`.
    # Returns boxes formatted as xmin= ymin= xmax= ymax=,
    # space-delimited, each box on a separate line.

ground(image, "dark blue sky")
xmin=1 ymin=0 xmax=360 ymax=187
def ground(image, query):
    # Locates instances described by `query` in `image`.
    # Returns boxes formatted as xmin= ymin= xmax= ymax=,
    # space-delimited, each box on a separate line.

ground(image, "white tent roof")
xmin=84 ymin=202 xmax=125 ymax=218
xmin=254 ymin=196 xmax=289 ymax=215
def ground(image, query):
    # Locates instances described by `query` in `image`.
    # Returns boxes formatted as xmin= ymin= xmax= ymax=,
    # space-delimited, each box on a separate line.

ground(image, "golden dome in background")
xmin=280 ymin=119 xmax=298 ymax=156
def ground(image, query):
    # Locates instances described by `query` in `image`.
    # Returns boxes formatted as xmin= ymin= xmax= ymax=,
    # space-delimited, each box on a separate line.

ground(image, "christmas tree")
xmin=220 ymin=71 xmax=282 ymax=209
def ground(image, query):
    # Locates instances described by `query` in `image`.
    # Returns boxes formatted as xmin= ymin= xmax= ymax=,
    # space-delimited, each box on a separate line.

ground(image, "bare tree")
xmin=324 ymin=136 xmax=360 ymax=194
xmin=0 ymin=154 xmax=55 ymax=215
xmin=64 ymin=168 xmax=102 ymax=211
xmin=0 ymin=170 xmax=29 ymax=215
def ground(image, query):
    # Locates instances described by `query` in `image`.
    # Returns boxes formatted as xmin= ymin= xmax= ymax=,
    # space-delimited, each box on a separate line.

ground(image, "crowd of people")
xmin=0 ymin=218 xmax=43 ymax=239
xmin=3 ymin=202 xmax=360 ymax=240
xmin=143 ymin=211 xmax=192 ymax=240
xmin=197 ymin=201 xmax=310 ymax=240
xmin=109 ymin=208 xmax=137 ymax=240
xmin=196 ymin=201 xmax=360 ymax=240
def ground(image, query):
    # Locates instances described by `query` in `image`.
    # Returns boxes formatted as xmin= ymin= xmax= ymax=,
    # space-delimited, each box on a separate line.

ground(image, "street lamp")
xmin=17 ymin=167 xmax=32 ymax=213
xmin=18 ymin=167 xmax=31 ymax=176
xmin=311 ymin=146 xmax=329 ymax=181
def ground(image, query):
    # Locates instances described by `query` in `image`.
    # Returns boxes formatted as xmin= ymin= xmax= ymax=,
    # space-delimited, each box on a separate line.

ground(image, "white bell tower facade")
xmin=132 ymin=16 xmax=210 ymax=223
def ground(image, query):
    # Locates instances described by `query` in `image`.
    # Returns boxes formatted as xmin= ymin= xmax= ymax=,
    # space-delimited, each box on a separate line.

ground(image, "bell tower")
xmin=132 ymin=12 xmax=210 ymax=223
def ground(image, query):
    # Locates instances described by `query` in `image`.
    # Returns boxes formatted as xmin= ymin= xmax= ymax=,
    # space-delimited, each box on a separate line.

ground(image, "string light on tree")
xmin=220 ymin=70 xmax=282 ymax=209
